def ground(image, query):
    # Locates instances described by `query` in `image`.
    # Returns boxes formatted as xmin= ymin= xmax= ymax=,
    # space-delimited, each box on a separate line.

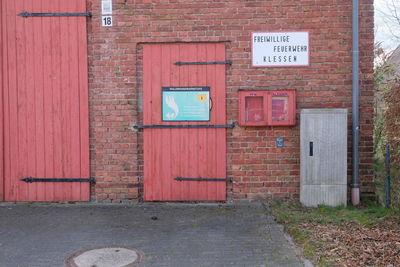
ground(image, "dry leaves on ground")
xmin=299 ymin=220 xmax=400 ymax=267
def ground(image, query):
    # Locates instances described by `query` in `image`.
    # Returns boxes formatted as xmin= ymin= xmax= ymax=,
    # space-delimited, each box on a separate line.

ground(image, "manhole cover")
xmin=66 ymin=246 xmax=145 ymax=267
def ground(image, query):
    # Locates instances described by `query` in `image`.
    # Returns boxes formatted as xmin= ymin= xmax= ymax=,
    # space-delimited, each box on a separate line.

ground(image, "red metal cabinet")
xmin=268 ymin=90 xmax=296 ymax=126
xmin=239 ymin=91 xmax=268 ymax=126
xmin=239 ymin=89 xmax=296 ymax=126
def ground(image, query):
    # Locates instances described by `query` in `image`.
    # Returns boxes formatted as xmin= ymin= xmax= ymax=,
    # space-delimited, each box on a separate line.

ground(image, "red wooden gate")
xmin=0 ymin=0 xmax=90 ymax=201
xmin=143 ymin=43 xmax=227 ymax=201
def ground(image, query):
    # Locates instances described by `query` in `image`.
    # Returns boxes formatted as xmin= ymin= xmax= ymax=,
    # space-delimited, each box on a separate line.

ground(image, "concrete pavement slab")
xmin=0 ymin=203 xmax=307 ymax=267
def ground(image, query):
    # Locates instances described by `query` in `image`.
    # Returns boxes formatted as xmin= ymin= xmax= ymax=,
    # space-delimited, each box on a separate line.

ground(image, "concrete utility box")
xmin=300 ymin=109 xmax=347 ymax=207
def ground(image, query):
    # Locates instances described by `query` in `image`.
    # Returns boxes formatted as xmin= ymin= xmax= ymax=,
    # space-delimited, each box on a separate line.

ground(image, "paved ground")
xmin=0 ymin=203 xmax=307 ymax=267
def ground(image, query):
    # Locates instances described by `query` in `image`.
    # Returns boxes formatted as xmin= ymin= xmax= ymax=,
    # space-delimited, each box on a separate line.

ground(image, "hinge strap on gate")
xmin=175 ymin=60 xmax=232 ymax=66
xmin=133 ymin=123 xmax=235 ymax=129
xmin=175 ymin=177 xmax=232 ymax=182
xmin=21 ymin=177 xmax=96 ymax=184
xmin=18 ymin=12 xmax=92 ymax=18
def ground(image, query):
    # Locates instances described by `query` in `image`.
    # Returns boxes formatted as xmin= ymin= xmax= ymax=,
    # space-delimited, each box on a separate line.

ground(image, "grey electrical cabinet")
xmin=300 ymin=109 xmax=347 ymax=207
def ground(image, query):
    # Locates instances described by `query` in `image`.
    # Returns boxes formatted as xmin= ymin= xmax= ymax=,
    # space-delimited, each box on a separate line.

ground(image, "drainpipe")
xmin=351 ymin=0 xmax=360 ymax=206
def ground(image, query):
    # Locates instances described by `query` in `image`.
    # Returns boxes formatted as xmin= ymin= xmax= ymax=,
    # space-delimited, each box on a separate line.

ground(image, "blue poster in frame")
xmin=162 ymin=87 xmax=210 ymax=121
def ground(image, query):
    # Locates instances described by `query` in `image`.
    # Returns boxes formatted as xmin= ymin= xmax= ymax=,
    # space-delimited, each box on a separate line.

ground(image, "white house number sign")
xmin=101 ymin=0 xmax=113 ymax=27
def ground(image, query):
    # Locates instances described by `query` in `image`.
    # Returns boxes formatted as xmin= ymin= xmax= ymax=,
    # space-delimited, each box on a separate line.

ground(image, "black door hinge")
xmin=18 ymin=12 xmax=92 ymax=18
xmin=175 ymin=60 xmax=232 ymax=66
xmin=21 ymin=177 xmax=96 ymax=184
xmin=175 ymin=177 xmax=232 ymax=182
xmin=133 ymin=124 xmax=235 ymax=129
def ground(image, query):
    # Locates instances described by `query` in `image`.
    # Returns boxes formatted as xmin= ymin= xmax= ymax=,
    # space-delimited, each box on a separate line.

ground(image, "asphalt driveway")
xmin=0 ymin=202 xmax=307 ymax=267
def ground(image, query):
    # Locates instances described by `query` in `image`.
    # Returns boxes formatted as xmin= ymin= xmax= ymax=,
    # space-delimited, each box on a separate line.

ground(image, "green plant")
xmin=373 ymin=42 xmax=400 ymax=209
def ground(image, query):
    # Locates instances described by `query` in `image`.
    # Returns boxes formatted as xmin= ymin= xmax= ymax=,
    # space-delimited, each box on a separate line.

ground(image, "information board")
xmin=162 ymin=87 xmax=210 ymax=121
xmin=252 ymin=32 xmax=309 ymax=67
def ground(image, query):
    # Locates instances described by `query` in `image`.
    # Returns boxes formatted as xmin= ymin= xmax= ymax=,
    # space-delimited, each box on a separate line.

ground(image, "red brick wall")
xmin=86 ymin=0 xmax=374 ymax=202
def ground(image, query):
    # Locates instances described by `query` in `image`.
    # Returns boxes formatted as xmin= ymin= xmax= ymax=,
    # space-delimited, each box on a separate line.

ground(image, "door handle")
xmin=309 ymin=142 xmax=313 ymax=156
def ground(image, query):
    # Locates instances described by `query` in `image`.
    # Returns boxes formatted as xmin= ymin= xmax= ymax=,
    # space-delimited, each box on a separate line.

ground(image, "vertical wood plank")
xmin=206 ymin=44 xmax=217 ymax=200
xmin=187 ymin=44 xmax=198 ymax=200
xmin=8 ymin=0 xmax=21 ymax=201
xmin=65 ymin=0 xmax=75 ymax=200
xmin=169 ymin=44 xmax=182 ymax=200
xmin=215 ymin=44 xmax=227 ymax=200
xmin=160 ymin=44 xmax=172 ymax=200
xmin=34 ymin=0 xmax=47 ymax=201
xmin=77 ymin=0 xmax=90 ymax=201
xmin=151 ymin=44 xmax=162 ymax=125
xmin=52 ymin=0 xmax=63 ymax=201
xmin=151 ymin=45 xmax=162 ymax=200
xmin=60 ymin=0 xmax=72 ymax=200
xmin=179 ymin=43 xmax=190 ymax=200
xmin=15 ymin=0 xmax=29 ymax=201
xmin=197 ymin=43 xmax=208 ymax=200
xmin=41 ymin=0 xmax=56 ymax=201
xmin=148 ymin=45 xmax=157 ymax=201
xmin=25 ymin=0 xmax=38 ymax=201
xmin=3 ymin=0 xmax=12 ymax=200
xmin=0 ymin=0 xmax=4 ymax=201
xmin=68 ymin=0 xmax=82 ymax=201
xmin=143 ymin=45 xmax=153 ymax=201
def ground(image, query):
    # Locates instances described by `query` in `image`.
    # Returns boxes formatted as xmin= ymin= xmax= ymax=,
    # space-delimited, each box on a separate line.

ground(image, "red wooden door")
xmin=143 ymin=44 xmax=227 ymax=201
xmin=0 ymin=0 xmax=90 ymax=201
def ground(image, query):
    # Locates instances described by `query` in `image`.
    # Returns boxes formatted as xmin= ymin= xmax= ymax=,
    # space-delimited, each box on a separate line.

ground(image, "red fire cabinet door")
xmin=268 ymin=89 xmax=296 ymax=126
xmin=239 ymin=89 xmax=296 ymax=126
xmin=239 ymin=91 xmax=268 ymax=126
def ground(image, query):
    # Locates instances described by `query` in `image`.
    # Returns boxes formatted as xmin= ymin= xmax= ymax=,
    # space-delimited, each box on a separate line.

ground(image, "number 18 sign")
xmin=102 ymin=16 xmax=112 ymax=27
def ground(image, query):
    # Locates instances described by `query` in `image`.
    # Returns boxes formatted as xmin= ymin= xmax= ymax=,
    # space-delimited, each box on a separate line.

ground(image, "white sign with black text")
xmin=252 ymin=32 xmax=309 ymax=67
xmin=101 ymin=0 xmax=112 ymax=27
xmin=102 ymin=16 xmax=112 ymax=27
